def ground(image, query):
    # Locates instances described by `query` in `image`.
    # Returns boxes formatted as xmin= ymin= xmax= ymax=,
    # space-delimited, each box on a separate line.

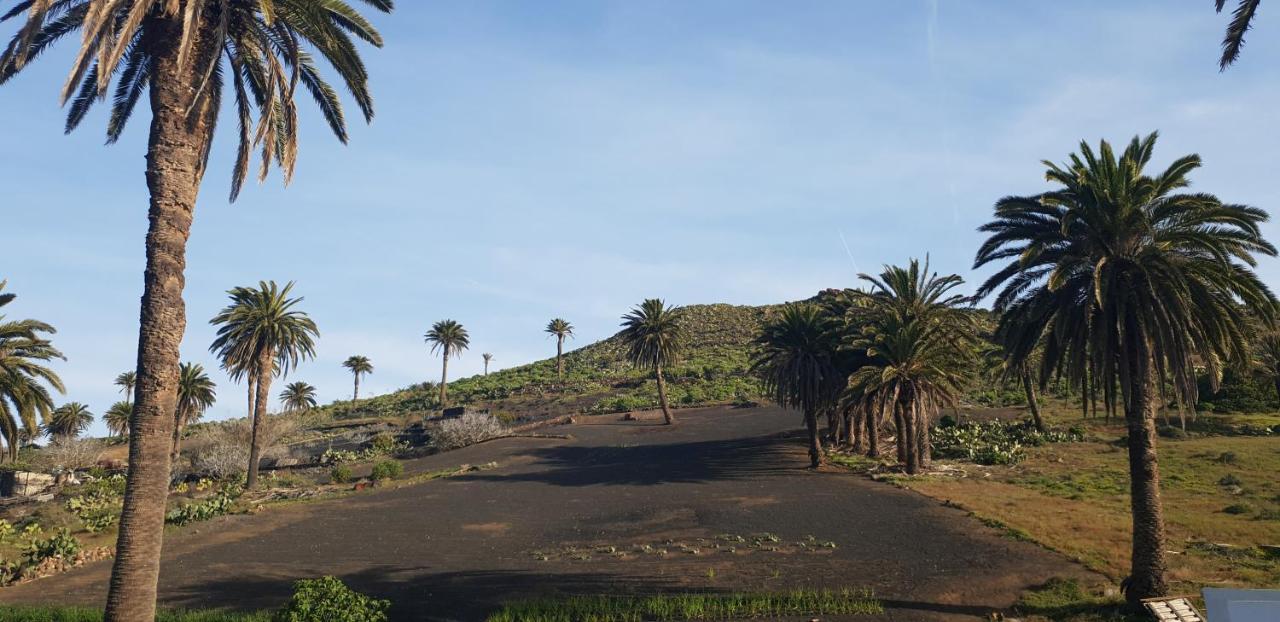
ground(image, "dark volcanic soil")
xmin=0 ymin=406 xmax=1099 ymax=621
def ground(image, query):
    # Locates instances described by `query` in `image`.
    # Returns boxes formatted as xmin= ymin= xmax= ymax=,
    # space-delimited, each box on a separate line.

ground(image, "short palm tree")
xmin=210 ymin=281 xmax=318 ymax=491
xmin=114 ymin=371 xmax=136 ymax=404
xmin=280 ymin=381 xmax=317 ymax=413
xmin=343 ymin=356 xmax=373 ymax=401
xmin=545 ymin=319 xmax=574 ymax=381
xmin=973 ymin=133 xmax=1277 ymax=605
xmin=0 ymin=2 xmax=392 ymax=616
xmin=0 ymin=281 xmax=65 ymax=460
xmin=173 ymin=362 xmax=215 ymax=462
xmin=424 ymin=320 xmax=469 ymax=409
xmin=619 ymin=299 xmax=684 ymax=425
xmin=1216 ymin=0 xmax=1261 ymax=68
xmin=104 ymin=401 xmax=132 ymax=440
xmin=482 ymin=353 xmax=493 ymax=376
xmin=46 ymin=402 xmax=93 ymax=440
xmin=846 ymin=260 xmax=976 ymax=474
xmin=751 ymin=304 xmax=841 ymax=467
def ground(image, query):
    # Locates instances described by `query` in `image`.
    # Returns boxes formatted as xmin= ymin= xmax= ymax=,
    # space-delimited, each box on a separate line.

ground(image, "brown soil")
xmin=0 ymin=406 xmax=1100 ymax=621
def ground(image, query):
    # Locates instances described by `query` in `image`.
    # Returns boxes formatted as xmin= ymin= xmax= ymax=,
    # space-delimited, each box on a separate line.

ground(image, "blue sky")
xmin=4 ymin=1 xmax=1280 ymax=435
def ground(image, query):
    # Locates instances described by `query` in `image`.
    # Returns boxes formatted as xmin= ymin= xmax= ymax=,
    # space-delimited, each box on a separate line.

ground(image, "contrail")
xmin=838 ymin=229 xmax=860 ymax=275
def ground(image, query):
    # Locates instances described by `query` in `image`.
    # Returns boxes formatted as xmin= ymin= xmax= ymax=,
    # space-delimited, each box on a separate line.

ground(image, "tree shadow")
xmin=458 ymin=430 xmax=806 ymax=487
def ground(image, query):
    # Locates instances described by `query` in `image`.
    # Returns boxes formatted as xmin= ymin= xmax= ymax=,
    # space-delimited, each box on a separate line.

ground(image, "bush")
xmin=165 ymin=484 xmax=242 ymax=526
xmin=369 ymin=461 xmax=402 ymax=481
xmin=932 ymin=419 xmax=1083 ymax=466
xmin=1223 ymin=503 xmax=1253 ymax=515
xmin=330 ymin=465 xmax=353 ymax=484
xmin=190 ymin=417 xmax=299 ymax=479
xmin=273 ymin=576 xmax=389 ymax=622
xmin=24 ymin=529 xmax=81 ymax=564
xmin=431 ymin=413 xmax=506 ymax=451
xmin=1219 ymin=473 xmax=1243 ymax=487
xmin=33 ymin=439 xmax=103 ymax=473
xmin=1157 ymin=425 xmax=1188 ymax=440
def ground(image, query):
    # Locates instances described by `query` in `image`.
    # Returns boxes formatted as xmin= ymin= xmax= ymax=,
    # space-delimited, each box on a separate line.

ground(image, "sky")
xmin=4 ymin=1 xmax=1280 ymax=436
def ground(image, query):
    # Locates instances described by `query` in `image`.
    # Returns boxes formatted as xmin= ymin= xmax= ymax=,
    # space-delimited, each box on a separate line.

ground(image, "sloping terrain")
xmin=319 ymin=303 xmax=782 ymax=423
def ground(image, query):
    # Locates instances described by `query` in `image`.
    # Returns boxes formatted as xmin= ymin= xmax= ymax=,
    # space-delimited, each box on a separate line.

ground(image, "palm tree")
xmin=280 ymin=381 xmax=317 ymax=413
xmin=482 ymin=353 xmax=493 ymax=376
xmin=751 ymin=304 xmax=841 ymax=468
xmin=104 ymin=401 xmax=131 ymax=439
xmin=114 ymin=371 xmax=136 ymax=404
xmin=342 ymin=356 xmax=373 ymax=401
xmin=46 ymin=402 xmax=93 ymax=440
xmin=424 ymin=320 xmax=469 ymax=409
xmin=0 ymin=3 xmax=392 ymax=617
xmin=1216 ymin=0 xmax=1261 ymax=69
xmin=210 ymin=281 xmax=318 ymax=491
xmin=619 ymin=299 xmax=684 ymax=425
xmin=973 ymin=133 xmax=1277 ymax=605
xmin=0 ymin=281 xmax=65 ymax=460
xmin=846 ymin=260 xmax=976 ymax=474
xmin=545 ymin=319 xmax=574 ymax=380
xmin=173 ymin=362 xmax=215 ymax=462
xmin=1254 ymin=332 xmax=1280 ymax=404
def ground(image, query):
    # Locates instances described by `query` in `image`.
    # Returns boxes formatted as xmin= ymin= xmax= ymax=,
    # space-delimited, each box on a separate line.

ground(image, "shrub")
xmin=273 ymin=576 xmax=389 ymax=622
xmin=1157 ymin=426 xmax=1187 ymax=440
xmin=1219 ymin=474 xmax=1243 ymax=487
xmin=368 ymin=433 xmax=405 ymax=456
xmin=190 ymin=417 xmax=298 ymax=479
xmin=330 ymin=465 xmax=353 ymax=484
xmin=431 ymin=413 xmax=506 ymax=451
xmin=932 ymin=420 xmax=1083 ymax=466
xmin=33 ymin=438 xmax=104 ymax=473
xmin=24 ymin=529 xmax=80 ymax=564
xmin=165 ymin=484 xmax=242 ymax=526
xmin=1223 ymin=503 xmax=1253 ymax=515
xmin=369 ymin=461 xmax=402 ymax=481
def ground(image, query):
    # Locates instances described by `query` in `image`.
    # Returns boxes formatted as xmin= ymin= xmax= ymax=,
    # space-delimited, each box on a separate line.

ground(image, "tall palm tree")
xmin=751 ymin=304 xmax=841 ymax=468
xmin=1254 ymin=332 xmax=1280 ymax=404
xmin=482 ymin=353 xmax=493 ymax=376
xmin=0 ymin=281 xmax=64 ymax=460
xmin=114 ymin=371 xmax=136 ymax=404
xmin=210 ymin=281 xmax=318 ymax=491
xmin=545 ymin=318 xmax=574 ymax=381
xmin=173 ymin=362 xmax=215 ymax=462
xmin=1216 ymin=0 xmax=1261 ymax=69
xmin=619 ymin=299 xmax=684 ymax=425
xmin=104 ymin=401 xmax=131 ymax=439
xmin=46 ymin=402 xmax=93 ymax=439
xmin=279 ymin=381 xmax=317 ymax=413
xmin=424 ymin=320 xmax=469 ymax=409
xmin=0 ymin=3 xmax=393 ymax=616
xmin=846 ymin=260 xmax=976 ymax=474
xmin=973 ymin=133 xmax=1277 ymax=605
xmin=342 ymin=355 xmax=373 ymax=401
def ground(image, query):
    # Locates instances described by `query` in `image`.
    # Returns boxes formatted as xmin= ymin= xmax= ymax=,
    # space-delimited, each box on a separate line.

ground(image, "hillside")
xmin=318 ymin=303 xmax=782 ymax=423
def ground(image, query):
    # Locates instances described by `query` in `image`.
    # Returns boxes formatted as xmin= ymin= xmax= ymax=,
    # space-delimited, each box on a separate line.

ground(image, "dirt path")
xmin=0 ymin=406 xmax=1098 ymax=621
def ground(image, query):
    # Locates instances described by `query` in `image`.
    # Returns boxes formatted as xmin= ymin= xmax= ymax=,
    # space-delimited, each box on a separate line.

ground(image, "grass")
xmin=1012 ymin=578 xmax=1144 ymax=622
xmin=904 ymin=399 xmax=1280 ymax=591
xmin=0 ymin=606 xmax=268 ymax=622
xmin=485 ymin=589 xmax=882 ymax=622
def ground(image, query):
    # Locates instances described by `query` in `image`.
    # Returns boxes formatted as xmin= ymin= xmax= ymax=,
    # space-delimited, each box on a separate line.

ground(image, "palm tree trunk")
xmin=902 ymin=403 xmax=919 ymax=474
xmin=916 ymin=402 xmax=931 ymax=470
xmin=246 ymin=348 xmax=275 ymax=490
xmin=439 ymin=350 xmax=449 ymax=409
xmin=1023 ymin=371 xmax=1045 ymax=431
xmin=847 ymin=408 xmax=861 ymax=452
xmin=1273 ymin=375 xmax=1280 ymax=406
xmin=866 ymin=408 xmax=879 ymax=457
xmin=556 ymin=336 xmax=564 ymax=380
xmin=353 ymin=373 xmax=360 ymax=401
xmin=1121 ymin=334 xmax=1169 ymax=605
xmin=656 ymin=362 xmax=674 ymax=425
xmin=105 ymin=17 xmax=213 ymax=622
xmin=893 ymin=404 xmax=908 ymax=465
xmin=170 ymin=412 xmax=184 ymax=467
xmin=804 ymin=408 xmax=823 ymax=468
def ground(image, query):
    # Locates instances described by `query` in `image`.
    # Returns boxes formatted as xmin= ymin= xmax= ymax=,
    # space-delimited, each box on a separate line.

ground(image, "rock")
xmin=1 ymin=471 xmax=55 ymax=497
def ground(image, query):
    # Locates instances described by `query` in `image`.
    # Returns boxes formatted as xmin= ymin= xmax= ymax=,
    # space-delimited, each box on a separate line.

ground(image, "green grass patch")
xmin=486 ymin=589 xmax=882 ymax=622
xmin=1013 ymin=578 xmax=1141 ymax=621
xmin=0 ymin=606 xmax=268 ymax=622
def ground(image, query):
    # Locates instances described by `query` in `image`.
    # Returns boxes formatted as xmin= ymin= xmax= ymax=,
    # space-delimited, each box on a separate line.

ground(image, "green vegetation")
xmin=0 ymin=281 xmax=65 ymax=460
xmin=1013 ymin=578 xmax=1140 ymax=622
xmin=369 ymin=461 xmax=403 ymax=481
xmin=280 ymin=383 xmax=318 ymax=414
xmin=273 ymin=577 xmax=389 ymax=622
xmin=486 ymin=589 xmax=882 ymax=622
xmin=932 ymin=420 xmax=1083 ymax=466
xmin=45 ymin=404 xmax=92 ymax=441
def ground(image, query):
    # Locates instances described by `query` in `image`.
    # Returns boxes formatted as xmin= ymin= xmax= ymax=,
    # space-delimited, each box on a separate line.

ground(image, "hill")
xmin=318 ymin=303 xmax=782 ymax=423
